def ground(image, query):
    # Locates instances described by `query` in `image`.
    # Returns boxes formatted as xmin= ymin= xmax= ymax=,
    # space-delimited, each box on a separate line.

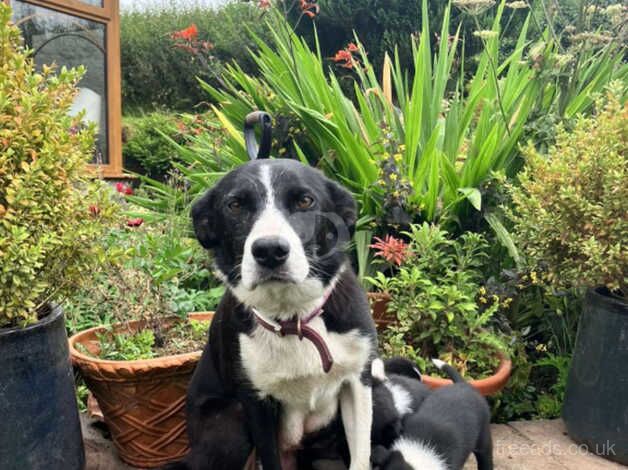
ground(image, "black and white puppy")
xmin=371 ymin=358 xmax=431 ymax=448
xmin=180 ymin=159 xmax=377 ymax=470
xmin=371 ymin=359 xmax=493 ymax=470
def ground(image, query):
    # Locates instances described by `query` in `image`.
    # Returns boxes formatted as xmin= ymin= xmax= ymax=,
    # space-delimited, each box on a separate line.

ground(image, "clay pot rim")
xmin=421 ymin=354 xmax=512 ymax=396
xmin=68 ymin=312 xmax=213 ymax=370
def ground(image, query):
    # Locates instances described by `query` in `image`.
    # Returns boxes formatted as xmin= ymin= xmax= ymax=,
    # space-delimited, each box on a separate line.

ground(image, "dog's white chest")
xmin=239 ymin=318 xmax=370 ymax=409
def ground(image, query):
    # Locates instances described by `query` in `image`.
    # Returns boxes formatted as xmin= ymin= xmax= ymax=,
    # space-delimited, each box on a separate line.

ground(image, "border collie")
xmin=371 ymin=358 xmax=431 ymax=448
xmin=371 ymin=359 xmax=493 ymax=470
xmin=174 ymin=159 xmax=377 ymax=470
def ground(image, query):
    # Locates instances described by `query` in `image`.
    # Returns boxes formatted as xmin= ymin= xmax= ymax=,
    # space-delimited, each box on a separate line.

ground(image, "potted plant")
xmin=367 ymin=223 xmax=512 ymax=396
xmin=508 ymin=92 xmax=627 ymax=464
xmin=367 ymin=234 xmax=410 ymax=331
xmin=0 ymin=5 xmax=115 ymax=469
xmin=68 ymin=212 xmax=221 ymax=469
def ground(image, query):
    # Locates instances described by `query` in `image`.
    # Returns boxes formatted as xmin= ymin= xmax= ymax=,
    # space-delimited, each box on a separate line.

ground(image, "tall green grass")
xmin=134 ymin=0 xmax=626 ymax=230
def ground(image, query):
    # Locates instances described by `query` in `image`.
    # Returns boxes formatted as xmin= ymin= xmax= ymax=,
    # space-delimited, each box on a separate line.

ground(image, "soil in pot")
xmin=69 ymin=313 xmax=213 ymax=468
xmin=77 ymin=316 xmax=211 ymax=361
xmin=0 ymin=304 xmax=84 ymax=470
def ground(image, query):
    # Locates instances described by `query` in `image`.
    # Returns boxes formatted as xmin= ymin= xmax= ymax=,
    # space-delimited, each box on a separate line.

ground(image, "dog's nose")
xmin=251 ymin=236 xmax=290 ymax=269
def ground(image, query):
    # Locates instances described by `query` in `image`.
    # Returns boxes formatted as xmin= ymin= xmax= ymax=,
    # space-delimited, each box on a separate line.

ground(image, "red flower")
xmin=300 ymin=0 xmax=320 ymax=18
xmin=347 ymin=42 xmax=359 ymax=53
xmin=89 ymin=205 xmax=100 ymax=216
xmin=115 ymin=182 xmax=133 ymax=195
xmin=258 ymin=0 xmax=271 ymax=9
xmin=370 ymin=235 xmax=410 ymax=266
xmin=171 ymin=24 xmax=198 ymax=41
xmin=333 ymin=49 xmax=352 ymax=63
xmin=126 ymin=218 xmax=144 ymax=228
xmin=332 ymin=49 xmax=354 ymax=69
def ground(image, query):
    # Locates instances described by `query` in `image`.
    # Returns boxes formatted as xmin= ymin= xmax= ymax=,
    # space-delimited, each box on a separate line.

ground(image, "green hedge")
xmin=121 ymin=2 xmax=271 ymax=112
xmin=122 ymin=111 xmax=219 ymax=180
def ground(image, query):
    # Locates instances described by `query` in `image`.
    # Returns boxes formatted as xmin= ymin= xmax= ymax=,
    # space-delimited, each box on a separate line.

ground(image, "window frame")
xmin=6 ymin=0 xmax=124 ymax=178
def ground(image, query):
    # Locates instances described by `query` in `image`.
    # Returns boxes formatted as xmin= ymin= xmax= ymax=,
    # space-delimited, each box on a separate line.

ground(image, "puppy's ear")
xmin=326 ymin=180 xmax=357 ymax=237
xmin=191 ymin=188 xmax=218 ymax=249
xmin=371 ymin=445 xmax=391 ymax=468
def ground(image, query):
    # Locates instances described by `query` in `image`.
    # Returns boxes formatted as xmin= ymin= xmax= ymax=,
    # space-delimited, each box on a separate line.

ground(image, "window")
xmin=8 ymin=0 xmax=123 ymax=178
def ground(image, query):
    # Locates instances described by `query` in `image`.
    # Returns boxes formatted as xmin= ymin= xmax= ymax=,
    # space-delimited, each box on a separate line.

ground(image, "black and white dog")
xmin=371 ymin=359 xmax=493 ymax=470
xmin=176 ymin=159 xmax=377 ymax=470
xmin=370 ymin=358 xmax=431 ymax=448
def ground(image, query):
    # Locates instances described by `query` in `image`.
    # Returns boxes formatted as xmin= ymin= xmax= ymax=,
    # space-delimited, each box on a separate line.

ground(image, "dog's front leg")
xmin=340 ymin=375 xmax=372 ymax=470
xmin=239 ymin=393 xmax=282 ymax=470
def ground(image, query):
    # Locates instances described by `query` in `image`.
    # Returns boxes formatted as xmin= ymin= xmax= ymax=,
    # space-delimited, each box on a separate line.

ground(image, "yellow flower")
xmin=479 ymin=296 xmax=487 ymax=304
xmin=390 ymin=173 xmax=398 ymax=181
xmin=479 ymin=286 xmax=486 ymax=295
xmin=530 ymin=271 xmax=538 ymax=284
xmin=394 ymin=153 xmax=403 ymax=162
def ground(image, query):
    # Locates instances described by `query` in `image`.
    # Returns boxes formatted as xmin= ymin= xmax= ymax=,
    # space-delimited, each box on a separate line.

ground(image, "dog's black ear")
xmin=371 ymin=445 xmax=391 ymax=468
xmin=191 ymin=188 xmax=218 ymax=249
xmin=326 ymin=180 xmax=357 ymax=237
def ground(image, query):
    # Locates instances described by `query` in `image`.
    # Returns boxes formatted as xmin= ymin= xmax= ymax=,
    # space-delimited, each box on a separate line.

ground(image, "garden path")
xmin=82 ymin=414 xmax=625 ymax=469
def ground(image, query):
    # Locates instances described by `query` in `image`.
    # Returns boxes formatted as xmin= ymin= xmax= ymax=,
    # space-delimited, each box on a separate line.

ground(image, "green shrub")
xmin=367 ymin=223 xmax=510 ymax=378
xmin=123 ymin=111 xmax=220 ymax=179
xmin=0 ymin=4 xmax=115 ymax=327
xmin=121 ymin=3 xmax=271 ymax=111
xmin=508 ymin=92 xmax=627 ymax=294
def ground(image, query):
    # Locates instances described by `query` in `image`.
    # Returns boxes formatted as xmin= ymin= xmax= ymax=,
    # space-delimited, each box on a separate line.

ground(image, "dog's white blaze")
xmin=239 ymin=318 xmax=372 ymax=451
xmin=393 ymin=438 xmax=447 ymax=470
xmin=236 ymin=164 xmax=322 ymax=317
xmin=385 ymin=381 xmax=413 ymax=416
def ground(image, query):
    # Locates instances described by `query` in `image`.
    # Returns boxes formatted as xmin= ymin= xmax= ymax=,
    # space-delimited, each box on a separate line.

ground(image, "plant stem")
xmin=472 ymin=15 xmax=511 ymax=137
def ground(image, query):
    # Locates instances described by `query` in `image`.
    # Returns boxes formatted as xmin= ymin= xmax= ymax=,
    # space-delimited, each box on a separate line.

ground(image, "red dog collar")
xmin=252 ymin=290 xmax=334 ymax=373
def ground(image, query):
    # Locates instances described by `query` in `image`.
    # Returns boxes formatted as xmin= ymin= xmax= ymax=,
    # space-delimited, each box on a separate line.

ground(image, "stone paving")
xmin=82 ymin=414 xmax=626 ymax=470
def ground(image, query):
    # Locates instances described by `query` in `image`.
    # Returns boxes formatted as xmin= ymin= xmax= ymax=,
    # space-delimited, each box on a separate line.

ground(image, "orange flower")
xmin=347 ymin=42 xmax=359 ymax=53
xmin=370 ymin=235 xmax=410 ymax=266
xmin=332 ymin=49 xmax=352 ymax=63
xmin=171 ymin=24 xmax=198 ymax=41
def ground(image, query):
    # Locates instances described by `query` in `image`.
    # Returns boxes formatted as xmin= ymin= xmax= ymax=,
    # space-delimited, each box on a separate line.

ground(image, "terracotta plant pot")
xmin=367 ymin=292 xmax=397 ymax=331
xmin=421 ymin=355 xmax=512 ymax=396
xmin=69 ymin=312 xmax=213 ymax=468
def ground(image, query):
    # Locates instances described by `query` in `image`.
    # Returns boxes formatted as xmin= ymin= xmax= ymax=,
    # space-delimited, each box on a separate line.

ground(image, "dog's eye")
xmin=227 ymin=200 xmax=242 ymax=214
xmin=296 ymin=195 xmax=314 ymax=210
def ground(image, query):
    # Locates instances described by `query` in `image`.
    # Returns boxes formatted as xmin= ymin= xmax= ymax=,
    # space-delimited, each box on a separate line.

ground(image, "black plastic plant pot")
xmin=0 ymin=304 xmax=85 ymax=470
xmin=563 ymin=287 xmax=628 ymax=465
